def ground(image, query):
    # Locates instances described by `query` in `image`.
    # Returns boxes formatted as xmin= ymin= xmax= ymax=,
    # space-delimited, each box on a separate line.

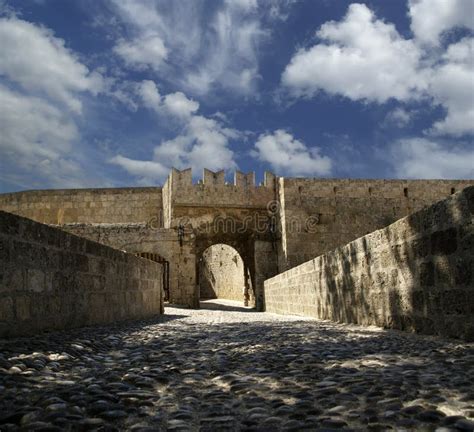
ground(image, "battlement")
xmin=167 ymin=167 xmax=276 ymax=189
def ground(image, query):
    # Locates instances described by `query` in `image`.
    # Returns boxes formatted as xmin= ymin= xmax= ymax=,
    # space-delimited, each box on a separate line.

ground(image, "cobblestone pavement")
xmin=1 ymin=300 xmax=473 ymax=432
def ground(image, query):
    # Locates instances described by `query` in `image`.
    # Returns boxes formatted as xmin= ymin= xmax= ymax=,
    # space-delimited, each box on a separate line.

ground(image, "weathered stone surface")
xmin=265 ymin=187 xmax=474 ymax=341
xmin=1 ymin=170 xmax=471 ymax=310
xmin=0 ymin=211 xmax=163 ymax=338
xmin=1 ymin=300 xmax=473 ymax=431
xmin=199 ymin=244 xmax=246 ymax=302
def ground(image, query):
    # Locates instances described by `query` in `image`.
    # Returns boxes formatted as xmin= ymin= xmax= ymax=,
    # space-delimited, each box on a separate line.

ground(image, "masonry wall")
xmin=0 ymin=187 xmax=163 ymax=226
xmin=0 ymin=211 xmax=163 ymax=337
xmin=265 ymin=186 xmax=474 ymax=341
xmin=165 ymin=168 xmax=276 ymax=231
xmin=279 ymin=178 xmax=474 ymax=271
xmin=59 ymin=223 xmax=196 ymax=307
xmin=199 ymin=244 xmax=245 ymax=302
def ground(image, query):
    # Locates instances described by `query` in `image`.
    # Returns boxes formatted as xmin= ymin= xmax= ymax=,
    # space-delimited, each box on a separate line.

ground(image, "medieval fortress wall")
xmin=0 ymin=211 xmax=163 ymax=338
xmin=265 ymin=186 xmax=474 ymax=341
xmin=278 ymin=178 xmax=473 ymax=272
xmin=0 ymin=168 xmax=473 ymax=338
xmin=0 ymin=187 xmax=163 ymax=226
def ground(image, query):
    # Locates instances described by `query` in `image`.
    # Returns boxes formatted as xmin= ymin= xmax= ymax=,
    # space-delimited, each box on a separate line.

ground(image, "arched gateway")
xmin=163 ymin=168 xmax=279 ymax=310
xmin=198 ymin=244 xmax=250 ymax=304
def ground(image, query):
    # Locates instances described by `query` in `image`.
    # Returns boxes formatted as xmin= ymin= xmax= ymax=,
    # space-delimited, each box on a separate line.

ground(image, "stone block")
xmin=15 ymin=296 xmax=31 ymax=320
xmin=27 ymin=269 xmax=45 ymax=292
xmin=411 ymin=290 xmax=425 ymax=312
xmin=463 ymin=186 xmax=474 ymax=214
xmin=458 ymin=223 xmax=473 ymax=252
xmin=431 ymin=228 xmax=457 ymax=255
xmin=442 ymin=289 xmax=467 ymax=315
xmin=0 ymin=211 xmax=21 ymax=235
xmin=0 ymin=236 xmax=10 ymax=262
xmin=1 ymin=268 xmax=25 ymax=292
xmin=410 ymin=236 xmax=430 ymax=259
xmin=419 ymin=261 xmax=434 ymax=286
xmin=0 ymin=297 xmax=14 ymax=321
xmin=454 ymin=257 xmax=472 ymax=286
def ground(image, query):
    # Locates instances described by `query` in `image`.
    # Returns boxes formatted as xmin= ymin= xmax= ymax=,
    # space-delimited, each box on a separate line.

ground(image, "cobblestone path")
xmin=1 ymin=300 xmax=473 ymax=431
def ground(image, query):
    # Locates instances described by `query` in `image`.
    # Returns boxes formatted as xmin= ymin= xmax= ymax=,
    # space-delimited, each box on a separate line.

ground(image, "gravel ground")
xmin=1 ymin=299 xmax=473 ymax=431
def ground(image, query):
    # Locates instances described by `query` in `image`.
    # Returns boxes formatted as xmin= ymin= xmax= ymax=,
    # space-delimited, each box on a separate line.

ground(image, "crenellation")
xmin=234 ymin=170 xmax=256 ymax=187
xmin=203 ymin=168 xmax=225 ymax=185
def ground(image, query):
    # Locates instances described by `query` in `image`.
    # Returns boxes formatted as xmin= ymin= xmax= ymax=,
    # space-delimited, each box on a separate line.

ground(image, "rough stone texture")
xmin=0 ymin=300 xmax=473 ymax=431
xmin=199 ymin=244 xmax=246 ymax=302
xmin=0 ymin=170 xmax=472 ymax=311
xmin=163 ymin=168 xmax=278 ymax=310
xmin=278 ymin=178 xmax=473 ymax=271
xmin=0 ymin=211 xmax=163 ymax=338
xmin=265 ymin=186 xmax=474 ymax=341
xmin=0 ymin=187 xmax=162 ymax=225
xmin=58 ymin=223 xmax=196 ymax=308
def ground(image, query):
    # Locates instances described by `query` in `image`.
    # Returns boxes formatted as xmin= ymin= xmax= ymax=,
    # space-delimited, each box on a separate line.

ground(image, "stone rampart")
xmin=163 ymin=168 xmax=276 ymax=229
xmin=0 ymin=211 xmax=163 ymax=337
xmin=264 ymin=186 xmax=474 ymax=340
xmin=278 ymin=178 xmax=474 ymax=271
xmin=0 ymin=187 xmax=162 ymax=226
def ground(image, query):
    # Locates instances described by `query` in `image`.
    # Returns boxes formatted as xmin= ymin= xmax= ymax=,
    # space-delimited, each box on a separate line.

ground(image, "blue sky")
xmin=0 ymin=0 xmax=473 ymax=192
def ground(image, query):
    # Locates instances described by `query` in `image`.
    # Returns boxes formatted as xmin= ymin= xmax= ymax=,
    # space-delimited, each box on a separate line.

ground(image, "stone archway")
xmin=198 ymin=244 xmax=253 ymax=306
xmin=163 ymin=168 xmax=279 ymax=309
xmin=194 ymin=233 xmax=257 ymax=308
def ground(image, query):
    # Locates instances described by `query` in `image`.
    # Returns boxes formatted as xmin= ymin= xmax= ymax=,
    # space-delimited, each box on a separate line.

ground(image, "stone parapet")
xmin=264 ymin=186 xmax=474 ymax=341
xmin=0 ymin=211 xmax=163 ymax=337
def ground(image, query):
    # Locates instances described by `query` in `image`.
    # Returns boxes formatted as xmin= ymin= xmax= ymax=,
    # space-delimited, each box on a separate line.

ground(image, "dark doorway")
xmin=136 ymin=252 xmax=170 ymax=302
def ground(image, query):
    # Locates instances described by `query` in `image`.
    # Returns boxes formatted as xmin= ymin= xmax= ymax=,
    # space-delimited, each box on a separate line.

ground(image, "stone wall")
xmin=59 ymin=223 xmax=196 ymax=307
xmin=2 ymin=171 xmax=472 ymax=312
xmin=278 ymin=178 xmax=474 ymax=271
xmin=0 ymin=187 xmax=162 ymax=226
xmin=264 ymin=186 xmax=474 ymax=341
xmin=0 ymin=211 xmax=163 ymax=337
xmin=199 ymin=244 xmax=245 ymax=302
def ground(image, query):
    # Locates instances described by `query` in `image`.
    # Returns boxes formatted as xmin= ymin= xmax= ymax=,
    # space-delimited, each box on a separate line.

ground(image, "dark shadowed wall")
xmin=265 ymin=186 xmax=474 ymax=341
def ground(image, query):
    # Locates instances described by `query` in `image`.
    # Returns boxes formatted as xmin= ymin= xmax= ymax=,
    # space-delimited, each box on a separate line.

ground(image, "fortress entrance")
xmin=198 ymin=244 xmax=253 ymax=306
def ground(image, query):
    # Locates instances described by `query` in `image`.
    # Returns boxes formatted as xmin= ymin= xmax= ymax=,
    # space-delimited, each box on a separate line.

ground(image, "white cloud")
xmin=163 ymin=92 xmax=199 ymax=118
xmin=114 ymin=35 xmax=167 ymax=71
xmin=390 ymin=138 xmax=474 ymax=179
xmin=408 ymin=0 xmax=474 ymax=46
xmin=109 ymin=0 xmax=290 ymax=97
xmin=0 ymin=16 xmax=102 ymax=113
xmin=152 ymin=116 xmax=238 ymax=175
xmin=0 ymin=16 xmax=111 ymax=188
xmin=109 ymin=155 xmax=168 ymax=183
xmin=110 ymin=83 xmax=239 ymax=182
xmin=137 ymin=80 xmax=162 ymax=112
xmin=282 ymin=3 xmax=426 ymax=103
xmin=253 ymin=129 xmax=331 ymax=176
xmin=0 ymin=84 xmax=87 ymax=188
xmin=429 ymin=37 xmax=474 ymax=136
xmin=0 ymin=85 xmax=77 ymax=160
xmin=385 ymin=107 xmax=411 ymax=128
xmin=281 ymin=3 xmax=474 ymax=138
xmin=135 ymin=80 xmax=199 ymax=118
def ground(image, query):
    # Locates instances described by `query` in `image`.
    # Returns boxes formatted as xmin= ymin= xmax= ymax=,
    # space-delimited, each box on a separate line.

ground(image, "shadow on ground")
xmin=0 ymin=302 xmax=473 ymax=431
